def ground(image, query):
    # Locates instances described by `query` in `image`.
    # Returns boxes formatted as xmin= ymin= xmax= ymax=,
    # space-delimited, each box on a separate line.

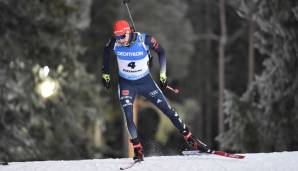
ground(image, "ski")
xmin=120 ymin=160 xmax=141 ymax=170
xmin=213 ymin=151 xmax=245 ymax=159
xmin=182 ymin=150 xmax=245 ymax=159
xmin=182 ymin=150 xmax=209 ymax=156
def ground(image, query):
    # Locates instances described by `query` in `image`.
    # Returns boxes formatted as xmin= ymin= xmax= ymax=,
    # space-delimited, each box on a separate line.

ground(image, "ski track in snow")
xmin=1 ymin=151 xmax=298 ymax=171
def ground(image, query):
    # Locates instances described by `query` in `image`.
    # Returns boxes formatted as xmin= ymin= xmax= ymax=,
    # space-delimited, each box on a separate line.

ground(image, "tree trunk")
xmin=205 ymin=0 xmax=213 ymax=147
xmin=218 ymin=0 xmax=227 ymax=148
xmin=248 ymin=16 xmax=255 ymax=84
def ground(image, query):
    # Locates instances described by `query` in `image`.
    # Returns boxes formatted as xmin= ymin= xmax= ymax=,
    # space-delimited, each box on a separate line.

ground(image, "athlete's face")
xmin=116 ymin=31 xmax=130 ymax=46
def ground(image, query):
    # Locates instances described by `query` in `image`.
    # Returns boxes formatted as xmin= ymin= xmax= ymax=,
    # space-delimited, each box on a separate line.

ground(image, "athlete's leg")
xmin=118 ymin=81 xmax=144 ymax=160
xmin=139 ymin=76 xmax=188 ymax=134
xmin=118 ymin=83 xmax=138 ymax=139
xmin=139 ymin=77 xmax=211 ymax=152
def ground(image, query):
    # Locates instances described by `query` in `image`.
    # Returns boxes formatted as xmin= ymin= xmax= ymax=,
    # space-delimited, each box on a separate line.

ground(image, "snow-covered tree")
xmin=219 ymin=0 xmax=298 ymax=152
xmin=0 ymin=0 xmax=107 ymax=161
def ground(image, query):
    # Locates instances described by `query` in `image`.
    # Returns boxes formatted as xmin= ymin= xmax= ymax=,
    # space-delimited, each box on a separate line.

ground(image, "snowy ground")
xmin=1 ymin=151 xmax=298 ymax=171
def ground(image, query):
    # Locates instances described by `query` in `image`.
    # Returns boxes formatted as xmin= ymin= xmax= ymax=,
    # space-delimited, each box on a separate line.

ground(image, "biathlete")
xmin=102 ymin=20 xmax=211 ymax=161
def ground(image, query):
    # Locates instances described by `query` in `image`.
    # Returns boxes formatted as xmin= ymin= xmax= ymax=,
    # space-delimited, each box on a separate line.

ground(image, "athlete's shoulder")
xmin=143 ymin=34 xmax=159 ymax=50
xmin=133 ymin=32 xmax=146 ymax=42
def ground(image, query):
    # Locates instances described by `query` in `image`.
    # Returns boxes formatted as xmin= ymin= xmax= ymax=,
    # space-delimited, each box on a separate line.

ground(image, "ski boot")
xmin=183 ymin=131 xmax=212 ymax=153
xmin=131 ymin=138 xmax=144 ymax=161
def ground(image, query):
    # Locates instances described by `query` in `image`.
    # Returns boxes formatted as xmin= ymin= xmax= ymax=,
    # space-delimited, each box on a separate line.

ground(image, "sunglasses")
xmin=115 ymin=34 xmax=127 ymax=40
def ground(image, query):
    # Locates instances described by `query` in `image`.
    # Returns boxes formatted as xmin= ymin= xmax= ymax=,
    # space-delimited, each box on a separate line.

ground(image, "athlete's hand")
xmin=159 ymin=73 xmax=167 ymax=89
xmin=102 ymin=73 xmax=111 ymax=89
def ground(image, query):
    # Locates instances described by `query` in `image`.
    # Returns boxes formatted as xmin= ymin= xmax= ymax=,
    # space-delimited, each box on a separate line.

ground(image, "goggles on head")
xmin=115 ymin=34 xmax=127 ymax=40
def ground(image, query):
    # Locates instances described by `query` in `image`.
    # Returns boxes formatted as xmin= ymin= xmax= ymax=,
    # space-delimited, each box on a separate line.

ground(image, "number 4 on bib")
xmin=128 ymin=62 xmax=136 ymax=69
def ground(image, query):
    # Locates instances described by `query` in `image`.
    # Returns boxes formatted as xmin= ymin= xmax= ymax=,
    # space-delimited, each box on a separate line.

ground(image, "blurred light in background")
xmin=36 ymin=66 xmax=60 ymax=99
xmin=37 ymin=78 xmax=59 ymax=98
xmin=39 ymin=66 xmax=50 ymax=79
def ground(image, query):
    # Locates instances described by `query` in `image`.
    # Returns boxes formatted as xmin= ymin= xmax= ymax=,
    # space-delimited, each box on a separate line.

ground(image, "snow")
xmin=1 ymin=151 xmax=298 ymax=171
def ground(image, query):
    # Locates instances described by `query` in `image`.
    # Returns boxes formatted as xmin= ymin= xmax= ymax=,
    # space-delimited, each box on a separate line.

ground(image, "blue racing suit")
xmin=103 ymin=32 xmax=188 ymax=139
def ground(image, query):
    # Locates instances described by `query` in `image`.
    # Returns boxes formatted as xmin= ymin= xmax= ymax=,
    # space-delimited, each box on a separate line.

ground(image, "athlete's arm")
xmin=145 ymin=35 xmax=166 ymax=74
xmin=102 ymin=37 xmax=116 ymax=74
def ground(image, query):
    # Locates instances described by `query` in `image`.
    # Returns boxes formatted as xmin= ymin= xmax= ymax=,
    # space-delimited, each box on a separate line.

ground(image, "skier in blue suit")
xmin=102 ymin=20 xmax=211 ymax=161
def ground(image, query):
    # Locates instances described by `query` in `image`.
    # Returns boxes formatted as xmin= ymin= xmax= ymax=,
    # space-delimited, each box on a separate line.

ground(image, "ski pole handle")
xmin=166 ymin=85 xmax=180 ymax=94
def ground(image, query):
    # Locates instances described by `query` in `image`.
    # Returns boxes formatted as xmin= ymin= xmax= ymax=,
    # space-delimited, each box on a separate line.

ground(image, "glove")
xmin=102 ymin=73 xmax=111 ymax=89
xmin=159 ymin=73 xmax=167 ymax=89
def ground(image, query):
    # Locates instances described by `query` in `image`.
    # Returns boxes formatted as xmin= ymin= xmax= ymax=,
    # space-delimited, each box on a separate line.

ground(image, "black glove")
xmin=102 ymin=73 xmax=111 ymax=89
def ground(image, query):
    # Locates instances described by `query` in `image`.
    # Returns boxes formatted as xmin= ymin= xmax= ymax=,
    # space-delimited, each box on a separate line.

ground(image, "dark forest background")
xmin=0 ymin=0 xmax=298 ymax=162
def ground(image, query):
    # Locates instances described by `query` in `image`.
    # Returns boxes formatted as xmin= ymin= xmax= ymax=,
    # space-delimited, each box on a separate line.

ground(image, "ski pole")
xmin=123 ymin=0 xmax=136 ymax=31
xmin=166 ymin=85 xmax=180 ymax=94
